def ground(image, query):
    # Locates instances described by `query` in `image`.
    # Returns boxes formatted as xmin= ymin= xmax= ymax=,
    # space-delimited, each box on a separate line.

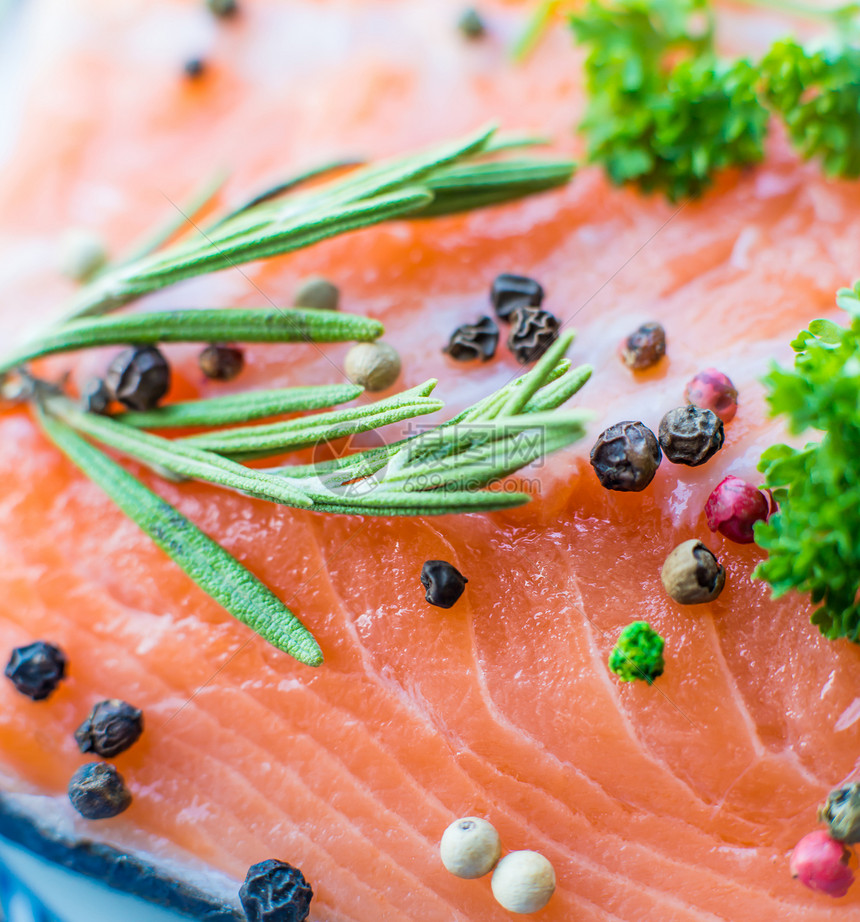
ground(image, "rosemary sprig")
xmin=0 ymin=308 xmax=382 ymax=375
xmin=116 ymin=383 xmax=364 ymax=429
xmin=182 ymin=381 xmax=442 ymax=457
xmin=60 ymin=125 xmax=574 ymax=319
xmin=36 ymin=408 xmax=323 ymax=665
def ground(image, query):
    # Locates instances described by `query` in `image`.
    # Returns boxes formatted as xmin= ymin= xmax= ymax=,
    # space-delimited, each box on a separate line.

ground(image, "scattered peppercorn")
xmin=491 ymin=850 xmax=556 ymax=914
xmin=105 ymin=345 xmax=171 ymax=411
xmin=590 ymin=421 xmax=661 ymax=492
xmin=705 ymin=475 xmax=773 ymax=544
xmin=507 ymin=304 xmax=560 ymax=364
xmin=74 ymin=699 xmax=144 ymax=759
xmin=292 ymin=275 xmax=340 ymax=312
xmin=207 ymin=0 xmax=238 ymax=17
xmin=609 ymin=621 xmax=665 ymax=684
xmin=68 ymin=762 xmax=132 ymax=820
xmin=81 ymin=377 xmax=112 ymax=415
xmin=240 ymin=859 xmax=313 ymax=922
xmin=619 ymin=322 xmax=666 ymax=370
xmin=458 ymin=7 xmax=486 ymax=39
xmin=440 ymin=817 xmax=501 ymax=879
xmin=490 ymin=273 xmax=544 ymax=323
xmin=658 ymin=406 xmax=724 ymax=466
xmin=685 ymin=368 xmax=738 ymax=423
xmin=344 ymin=341 xmax=401 ymax=392
xmin=420 ymin=560 xmax=468 ymax=609
xmin=819 ymin=784 xmax=860 ymax=845
xmin=183 ymin=57 xmax=206 ymax=79
xmin=4 ymin=642 xmax=67 ymax=701
xmin=443 ymin=316 xmax=499 ymax=362
xmin=198 ymin=343 xmax=245 ymax=382
xmin=790 ymin=830 xmax=854 ymax=898
xmin=660 ymin=539 xmax=725 ymax=605
xmin=58 ymin=229 xmax=107 ymax=283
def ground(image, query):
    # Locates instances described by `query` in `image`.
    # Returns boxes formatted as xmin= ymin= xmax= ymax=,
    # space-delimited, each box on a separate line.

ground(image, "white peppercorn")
xmin=491 ymin=850 xmax=556 ymax=914
xmin=440 ymin=817 xmax=501 ymax=879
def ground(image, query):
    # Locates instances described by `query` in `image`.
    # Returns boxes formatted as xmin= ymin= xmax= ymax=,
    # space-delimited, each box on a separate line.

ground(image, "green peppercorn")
xmin=458 ymin=7 xmax=486 ymax=39
xmin=68 ymin=762 xmax=132 ymax=820
xmin=207 ymin=0 xmax=238 ymax=17
xmin=74 ymin=699 xmax=144 ymax=758
xmin=293 ymin=275 xmax=340 ymax=312
xmin=658 ymin=406 xmax=724 ymax=466
xmin=660 ymin=539 xmax=726 ymax=605
xmin=819 ymin=783 xmax=860 ymax=844
xmin=58 ymin=229 xmax=107 ymax=283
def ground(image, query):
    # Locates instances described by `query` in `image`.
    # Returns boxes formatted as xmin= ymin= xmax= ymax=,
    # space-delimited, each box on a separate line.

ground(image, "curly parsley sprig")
xmin=569 ymin=0 xmax=860 ymax=201
xmin=755 ymin=288 xmax=860 ymax=644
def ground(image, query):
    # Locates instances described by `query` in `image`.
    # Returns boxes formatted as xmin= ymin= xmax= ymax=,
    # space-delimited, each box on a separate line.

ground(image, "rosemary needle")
xmin=36 ymin=407 xmax=323 ymax=665
xmin=0 ymin=308 xmax=383 ymax=374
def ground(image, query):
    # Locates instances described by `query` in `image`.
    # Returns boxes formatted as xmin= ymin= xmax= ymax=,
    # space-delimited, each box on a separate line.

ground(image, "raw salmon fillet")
xmin=0 ymin=0 xmax=857 ymax=919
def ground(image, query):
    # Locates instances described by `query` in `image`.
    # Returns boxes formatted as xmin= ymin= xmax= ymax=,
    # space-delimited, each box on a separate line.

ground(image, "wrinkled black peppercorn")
xmin=590 ymin=421 xmax=662 ymax=492
xmin=198 ymin=343 xmax=245 ymax=382
xmin=240 ymin=859 xmax=314 ymax=922
xmin=458 ymin=7 xmax=486 ymax=39
xmin=75 ymin=699 xmax=144 ymax=758
xmin=507 ymin=305 xmax=560 ymax=364
xmin=443 ymin=316 xmax=499 ymax=362
xmin=658 ymin=406 xmax=724 ymax=466
xmin=490 ymin=273 xmax=544 ymax=323
xmin=819 ymin=783 xmax=860 ymax=844
xmin=81 ymin=377 xmax=112 ymax=415
xmin=105 ymin=346 xmax=171 ymax=411
xmin=5 ymin=642 xmax=67 ymax=701
xmin=68 ymin=762 xmax=132 ymax=820
xmin=420 ymin=560 xmax=468 ymax=609
xmin=184 ymin=58 xmax=206 ymax=79
xmin=619 ymin=322 xmax=666 ymax=370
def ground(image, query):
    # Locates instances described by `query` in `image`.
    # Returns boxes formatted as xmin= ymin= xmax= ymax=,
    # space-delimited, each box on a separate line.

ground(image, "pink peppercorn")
xmin=685 ymin=368 xmax=738 ymax=423
xmin=790 ymin=830 xmax=855 ymax=898
xmin=705 ymin=476 xmax=773 ymax=544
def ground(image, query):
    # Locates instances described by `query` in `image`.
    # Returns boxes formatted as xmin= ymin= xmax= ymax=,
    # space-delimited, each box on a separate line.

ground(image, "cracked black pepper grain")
xmin=507 ymin=305 xmax=560 ymax=364
xmin=75 ymin=699 xmax=144 ymax=758
xmin=658 ymin=405 xmax=724 ymax=466
xmin=443 ymin=316 xmax=499 ymax=361
xmin=4 ymin=642 xmax=67 ymax=701
xmin=420 ymin=560 xmax=468 ymax=609
xmin=620 ymin=322 xmax=666 ymax=370
xmin=240 ymin=859 xmax=314 ymax=922
xmin=105 ymin=346 xmax=170 ymax=411
xmin=68 ymin=763 xmax=132 ymax=820
xmin=490 ymin=273 xmax=544 ymax=323
xmin=590 ymin=421 xmax=661 ymax=492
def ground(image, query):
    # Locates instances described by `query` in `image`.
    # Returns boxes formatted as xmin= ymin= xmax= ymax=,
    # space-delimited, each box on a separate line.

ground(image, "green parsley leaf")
xmin=755 ymin=287 xmax=860 ymax=643
xmin=761 ymin=39 xmax=860 ymax=179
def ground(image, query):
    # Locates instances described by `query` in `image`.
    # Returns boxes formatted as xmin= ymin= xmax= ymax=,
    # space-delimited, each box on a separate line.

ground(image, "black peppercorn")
xmin=81 ymin=377 xmax=112 ymax=415
xmin=207 ymin=0 xmax=238 ymax=17
xmin=458 ymin=7 xmax=486 ymax=39
xmin=75 ymin=699 xmax=144 ymax=758
xmin=184 ymin=57 xmax=206 ymax=79
xmin=490 ymin=273 xmax=544 ymax=323
xmin=292 ymin=275 xmax=340 ymax=312
xmin=590 ymin=421 xmax=662 ymax=492
xmin=619 ymin=322 xmax=666 ymax=370
xmin=105 ymin=345 xmax=171 ymax=411
xmin=507 ymin=305 xmax=560 ymax=365
xmin=819 ymin=783 xmax=860 ymax=845
xmin=198 ymin=343 xmax=245 ymax=382
xmin=443 ymin=316 xmax=499 ymax=362
xmin=658 ymin=406 xmax=724 ymax=466
xmin=240 ymin=859 xmax=314 ymax=922
xmin=68 ymin=762 xmax=132 ymax=820
xmin=420 ymin=560 xmax=468 ymax=609
xmin=5 ymin=642 xmax=67 ymax=701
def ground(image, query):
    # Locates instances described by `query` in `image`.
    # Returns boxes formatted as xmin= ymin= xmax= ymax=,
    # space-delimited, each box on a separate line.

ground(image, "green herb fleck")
xmin=609 ymin=621 xmax=666 ymax=683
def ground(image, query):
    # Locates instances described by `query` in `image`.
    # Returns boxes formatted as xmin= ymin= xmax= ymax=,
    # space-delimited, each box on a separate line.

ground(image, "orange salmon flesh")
xmin=0 ymin=0 xmax=858 ymax=919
